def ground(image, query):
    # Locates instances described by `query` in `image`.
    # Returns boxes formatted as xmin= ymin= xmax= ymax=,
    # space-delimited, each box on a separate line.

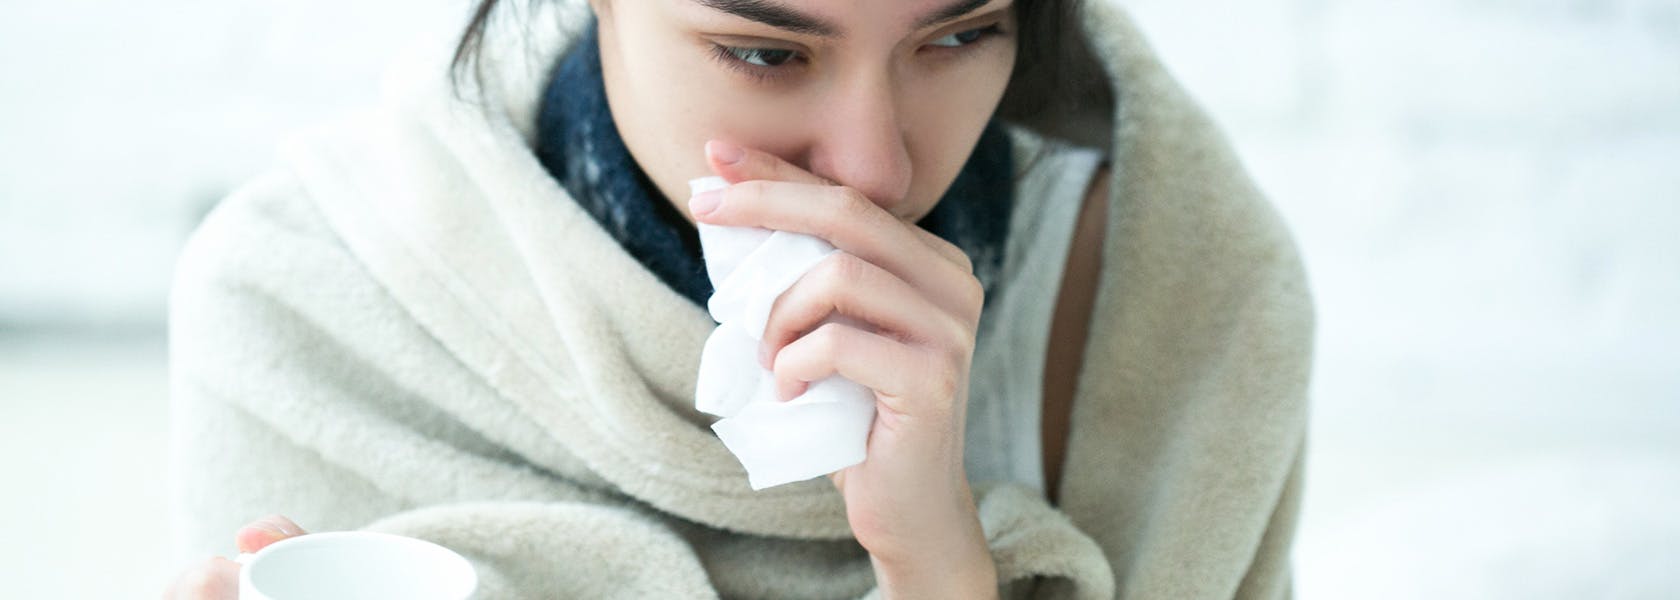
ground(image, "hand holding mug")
xmin=162 ymin=515 xmax=476 ymax=600
xmin=163 ymin=515 xmax=308 ymax=599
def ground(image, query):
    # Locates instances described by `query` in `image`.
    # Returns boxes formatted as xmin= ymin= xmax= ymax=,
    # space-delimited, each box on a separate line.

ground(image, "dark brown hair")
xmin=449 ymin=0 xmax=1114 ymax=147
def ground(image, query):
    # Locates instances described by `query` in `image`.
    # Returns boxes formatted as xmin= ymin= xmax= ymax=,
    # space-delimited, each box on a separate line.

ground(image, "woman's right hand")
xmin=162 ymin=515 xmax=308 ymax=599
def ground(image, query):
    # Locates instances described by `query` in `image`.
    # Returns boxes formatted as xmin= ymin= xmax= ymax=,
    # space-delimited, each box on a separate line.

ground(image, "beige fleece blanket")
xmin=166 ymin=0 xmax=1315 ymax=597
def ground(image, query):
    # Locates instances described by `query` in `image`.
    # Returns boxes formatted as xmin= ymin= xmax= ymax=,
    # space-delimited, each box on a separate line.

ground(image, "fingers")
xmin=769 ymin=321 xmax=963 ymax=417
xmin=162 ymin=556 xmax=239 ymax=599
xmin=698 ymin=141 xmax=981 ymax=315
xmin=903 ymin=224 xmax=973 ymax=274
xmin=697 ymin=139 xmax=986 ymax=399
xmin=705 ymin=139 xmax=833 ymax=187
xmin=163 ymin=515 xmax=309 ymax=599
xmin=760 ymin=252 xmax=963 ymax=370
xmin=694 ymin=180 xmax=983 ymax=324
xmin=235 ymin=514 xmax=307 ymax=554
xmin=701 ymin=139 xmax=971 ymax=274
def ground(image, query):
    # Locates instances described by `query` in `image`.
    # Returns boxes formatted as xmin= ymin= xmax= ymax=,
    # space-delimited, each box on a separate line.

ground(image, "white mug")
xmin=234 ymin=531 xmax=478 ymax=600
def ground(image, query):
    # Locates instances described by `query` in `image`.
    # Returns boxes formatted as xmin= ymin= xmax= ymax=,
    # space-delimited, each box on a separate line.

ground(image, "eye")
xmin=927 ymin=24 xmax=1001 ymax=48
xmin=708 ymin=43 xmax=805 ymax=83
xmin=723 ymin=46 xmax=798 ymax=67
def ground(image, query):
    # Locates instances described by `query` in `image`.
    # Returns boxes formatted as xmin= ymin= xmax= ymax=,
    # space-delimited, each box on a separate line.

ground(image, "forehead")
xmin=772 ymin=0 xmax=985 ymax=18
xmin=682 ymin=0 xmax=1005 ymax=38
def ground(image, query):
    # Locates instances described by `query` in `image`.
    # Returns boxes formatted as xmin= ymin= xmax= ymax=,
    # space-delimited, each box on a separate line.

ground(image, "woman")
xmin=163 ymin=0 xmax=1314 ymax=598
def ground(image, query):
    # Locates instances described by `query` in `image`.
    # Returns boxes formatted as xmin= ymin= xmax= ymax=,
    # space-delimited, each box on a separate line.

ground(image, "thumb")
xmin=705 ymin=139 xmax=833 ymax=186
xmin=235 ymin=514 xmax=308 ymax=554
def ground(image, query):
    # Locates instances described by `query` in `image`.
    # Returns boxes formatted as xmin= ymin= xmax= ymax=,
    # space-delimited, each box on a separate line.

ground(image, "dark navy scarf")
xmin=534 ymin=21 xmax=1014 ymax=309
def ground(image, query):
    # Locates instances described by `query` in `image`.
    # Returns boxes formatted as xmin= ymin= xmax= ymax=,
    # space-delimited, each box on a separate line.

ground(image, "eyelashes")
xmin=928 ymin=23 xmax=1000 ymax=48
xmin=707 ymin=44 xmax=804 ymax=84
xmin=707 ymin=23 xmax=1008 ymax=85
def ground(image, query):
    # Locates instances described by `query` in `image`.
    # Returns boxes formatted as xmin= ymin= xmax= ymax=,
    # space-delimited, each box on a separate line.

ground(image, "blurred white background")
xmin=2 ymin=0 xmax=1676 ymax=597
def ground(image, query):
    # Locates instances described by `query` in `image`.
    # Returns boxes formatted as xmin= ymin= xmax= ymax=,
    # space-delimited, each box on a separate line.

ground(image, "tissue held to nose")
xmin=689 ymin=176 xmax=878 ymax=490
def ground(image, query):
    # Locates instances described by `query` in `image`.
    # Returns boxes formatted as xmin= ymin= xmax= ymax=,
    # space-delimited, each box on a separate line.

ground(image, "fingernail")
xmin=780 ymin=381 xmax=807 ymax=402
xmin=689 ymin=190 xmax=722 ymax=216
xmin=254 ymin=516 xmax=291 ymax=537
xmin=758 ymin=343 xmax=771 ymax=369
xmin=707 ymin=140 xmax=744 ymax=165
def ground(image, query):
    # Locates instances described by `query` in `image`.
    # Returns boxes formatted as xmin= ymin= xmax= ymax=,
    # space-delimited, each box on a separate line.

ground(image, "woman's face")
xmin=590 ymin=0 xmax=1018 ymax=224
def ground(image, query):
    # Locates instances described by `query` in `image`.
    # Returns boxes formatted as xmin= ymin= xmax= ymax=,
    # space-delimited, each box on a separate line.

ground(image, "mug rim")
xmin=239 ymin=530 xmax=478 ymax=600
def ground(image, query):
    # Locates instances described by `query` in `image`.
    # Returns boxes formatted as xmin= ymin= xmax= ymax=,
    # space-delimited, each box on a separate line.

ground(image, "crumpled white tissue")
xmin=689 ymin=176 xmax=877 ymax=490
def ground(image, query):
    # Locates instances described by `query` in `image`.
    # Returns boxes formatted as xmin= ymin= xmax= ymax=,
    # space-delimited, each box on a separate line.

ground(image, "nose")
xmin=803 ymin=75 xmax=913 ymax=213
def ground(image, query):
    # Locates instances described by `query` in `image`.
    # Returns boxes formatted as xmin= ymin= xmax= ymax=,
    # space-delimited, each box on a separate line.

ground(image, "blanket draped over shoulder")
xmin=167 ymin=1 xmax=1315 ymax=597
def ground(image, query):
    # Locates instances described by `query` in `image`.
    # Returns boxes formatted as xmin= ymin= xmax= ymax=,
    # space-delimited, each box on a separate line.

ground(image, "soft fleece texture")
xmin=166 ymin=0 xmax=1315 ymax=597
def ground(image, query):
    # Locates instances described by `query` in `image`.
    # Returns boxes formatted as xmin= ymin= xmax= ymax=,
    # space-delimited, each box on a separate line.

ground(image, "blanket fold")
xmin=167 ymin=0 xmax=1314 ymax=597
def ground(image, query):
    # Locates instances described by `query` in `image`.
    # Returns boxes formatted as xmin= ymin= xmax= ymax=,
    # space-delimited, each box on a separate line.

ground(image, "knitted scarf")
xmin=534 ymin=20 xmax=1015 ymax=308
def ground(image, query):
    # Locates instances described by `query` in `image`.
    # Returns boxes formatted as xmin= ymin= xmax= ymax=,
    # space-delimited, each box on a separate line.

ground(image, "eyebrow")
xmin=691 ymin=0 xmax=1003 ymax=39
xmin=914 ymin=0 xmax=996 ymax=29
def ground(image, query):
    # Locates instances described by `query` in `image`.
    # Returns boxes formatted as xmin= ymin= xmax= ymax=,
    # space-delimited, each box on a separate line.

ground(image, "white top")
xmin=964 ymin=129 xmax=1107 ymax=498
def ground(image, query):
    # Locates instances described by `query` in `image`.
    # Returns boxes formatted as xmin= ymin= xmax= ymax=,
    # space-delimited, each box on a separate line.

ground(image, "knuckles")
xmin=829 ymin=186 xmax=876 ymax=222
xmin=808 ymin=322 xmax=851 ymax=356
xmin=927 ymin=368 xmax=963 ymax=408
xmin=939 ymin=237 xmax=975 ymax=274
xmin=821 ymin=252 xmax=869 ymax=288
xmin=927 ymin=326 xmax=973 ymax=405
xmin=955 ymin=275 xmax=985 ymax=326
xmin=763 ymin=254 xmax=859 ymax=351
xmin=729 ymin=179 xmax=773 ymax=207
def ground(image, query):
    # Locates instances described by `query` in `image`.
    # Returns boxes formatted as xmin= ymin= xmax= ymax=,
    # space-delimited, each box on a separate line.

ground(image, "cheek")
xmin=687 ymin=78 xmax=819 ymax=152
xmin=607 ymin=23 xmax=813 ymax=201
xmin=901 ymin=48 xmax=1017 ymax=220
xmin=604 ymin=26 xmax=732 ymax=202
